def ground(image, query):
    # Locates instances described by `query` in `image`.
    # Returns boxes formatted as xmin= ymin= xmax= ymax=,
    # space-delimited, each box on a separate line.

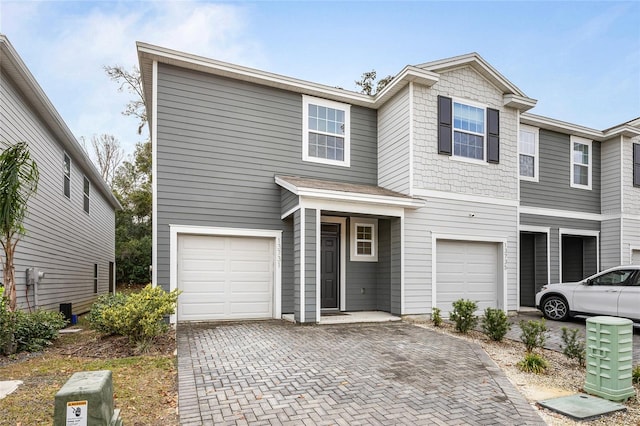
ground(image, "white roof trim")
xmin=275 ymin=176 xmax=425 ymax=209
xmin=521 ymin=112 xmax=640 ymax=141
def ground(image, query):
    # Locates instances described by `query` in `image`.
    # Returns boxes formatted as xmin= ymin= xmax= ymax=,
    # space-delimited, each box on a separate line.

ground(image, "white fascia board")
xmin=603 ymin=125 xmax=640 ymax=139
xmin=138 ymin=42 xmax=374 ymax=107
xmin=520 ymin=205 xmax=602 ymax=222
xmin=302 ymin=198 xmax=405 ymax=218
xmin=296 ymin=188 xmax=425 ymax=209
xmin=138 ymin=42 xmax=436 ymax=111
xmin=520 ymin=113 xmax=604 ymax=140
xmin=503 ymin=94 xmax=537 ymax=112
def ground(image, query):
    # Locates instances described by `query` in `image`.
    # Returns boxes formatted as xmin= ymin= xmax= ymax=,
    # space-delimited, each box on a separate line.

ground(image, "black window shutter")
xmin=487 ymin=108 xmax=500 ymax=163
xmin=438 ymin=96 xmax=452 ymax=155
xmin=634 ymin=143 xmax=640 ymax=187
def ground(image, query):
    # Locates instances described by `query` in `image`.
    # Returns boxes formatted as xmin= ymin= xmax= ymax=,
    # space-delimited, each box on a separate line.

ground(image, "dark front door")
xmin=562 ymin=236 xmax=584 ymax=282
xmin=321 ymin=223 xmax=340 ymax=309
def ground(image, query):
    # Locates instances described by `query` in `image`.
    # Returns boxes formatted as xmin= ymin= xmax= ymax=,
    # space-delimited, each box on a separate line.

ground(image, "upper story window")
xmin=570 ymin=136 xmax=592 ymax=190
xmin=63 ymin=153 xmax=71 ymax=198
xmin=519 ymin=125 xmax=539 ymax=181
xmin=83 ymin=176 xmax=90 ymax=214
xmin=302 ymin=95 xmax=350 ymax=167
xmin=453 ymin=102 xmax=485 ymax=160
xmin=350 ymin=218 xmax=378 ymax=262
xmin=438 ymin=96 xmax=500 ymax=164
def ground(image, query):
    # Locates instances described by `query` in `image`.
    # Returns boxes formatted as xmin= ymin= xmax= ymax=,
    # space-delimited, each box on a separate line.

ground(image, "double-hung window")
xmin=438 ymin=96 xmax=499 ymax=163
xmin=453 ymin=102 xmax=485 ymax=160
xmin=302 ymin=95 xmax=350 ymax=167
xmin=63 ymin=153 xmax=71 ymax=198
xmin=570 ymin=136 xmax=592 ymax=189
xmin=350 ymin=218 xmax=378 ymax=262
xmin=519 ymin=125 xmax=539 ymax=181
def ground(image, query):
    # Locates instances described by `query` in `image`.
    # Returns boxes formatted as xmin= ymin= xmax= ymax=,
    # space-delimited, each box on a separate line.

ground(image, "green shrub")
xmin=87 ymin=292 xmax=128 ymax=335
xmin=519 ymin=319 xmax=548 ymax=353
xmin=13 ymin=310 xmax=67 ymax=352
xmin=518 ymin=352 xmax=548 ymax=374
xmin=431 ymin=307 xmax=442 ymax=327
xmin=88 ymin=285 xmax=180 ymax=346
xmin=481 ymin=308 xmax=511 ymax=341
xmin=449 ymin=299 xmax=478 ymax=333
xmin=560 ymin=327 xmax=586 ymax=367
xmin=633 ymin=365 xmax=640 ymax=385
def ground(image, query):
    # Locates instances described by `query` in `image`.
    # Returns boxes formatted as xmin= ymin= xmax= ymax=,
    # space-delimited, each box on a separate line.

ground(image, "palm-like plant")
xmin=0 ymin=141 xmax=39 ymax=311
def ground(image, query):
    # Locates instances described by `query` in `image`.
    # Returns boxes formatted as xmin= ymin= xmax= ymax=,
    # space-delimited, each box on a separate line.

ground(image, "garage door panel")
xmin=436 ymin=240 xmax=499 ymax=316
xmin=178 ymin=234 xmax=274 ymax=321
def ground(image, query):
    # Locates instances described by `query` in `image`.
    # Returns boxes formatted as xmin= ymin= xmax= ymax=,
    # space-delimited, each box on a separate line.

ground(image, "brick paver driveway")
xmin=178 ymin=321 xmax=544 ymax=425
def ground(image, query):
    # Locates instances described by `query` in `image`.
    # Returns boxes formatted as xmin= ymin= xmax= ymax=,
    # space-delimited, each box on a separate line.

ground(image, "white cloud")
xmin=0 ymin=1 xmax=265 ymax=158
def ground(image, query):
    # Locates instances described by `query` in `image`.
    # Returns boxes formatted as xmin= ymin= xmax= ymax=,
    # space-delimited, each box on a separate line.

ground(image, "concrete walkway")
xmin=178 ymin=321 xmax=545 ymax=425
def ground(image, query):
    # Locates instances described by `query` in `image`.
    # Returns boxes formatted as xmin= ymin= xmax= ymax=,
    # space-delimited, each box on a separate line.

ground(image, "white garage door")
xmin=632 ymin=249 xmax=640 ymax=265
xmin=178 ymin=234 xmax=274 ymax=321
xmin=436 ymin=240 xmax=499 ymax=316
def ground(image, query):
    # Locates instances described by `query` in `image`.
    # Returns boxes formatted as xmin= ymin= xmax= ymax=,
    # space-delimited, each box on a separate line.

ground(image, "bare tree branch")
xmin=91 ymin=134 xmax=124 ymax=188
xmin=104 ymin=65 xmax=147 ymax=134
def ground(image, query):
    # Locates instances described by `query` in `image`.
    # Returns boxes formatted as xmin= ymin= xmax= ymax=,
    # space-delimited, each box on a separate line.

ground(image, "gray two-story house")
xmin=137 ymin=41 xmax=640 ymax=323
xmin=1 ymin=35 xmax=120 ymax=314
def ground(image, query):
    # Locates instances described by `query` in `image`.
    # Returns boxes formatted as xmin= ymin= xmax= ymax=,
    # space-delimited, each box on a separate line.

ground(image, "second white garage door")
xmin=177 ymin=234 xmax=274 ymax=321
xmin=436 ymin=240 xmax=499 ymax=316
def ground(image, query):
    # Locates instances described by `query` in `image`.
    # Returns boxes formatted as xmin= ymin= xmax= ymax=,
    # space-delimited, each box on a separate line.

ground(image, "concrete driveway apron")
xmin=177 ymin=321 xmax=545 ymax=425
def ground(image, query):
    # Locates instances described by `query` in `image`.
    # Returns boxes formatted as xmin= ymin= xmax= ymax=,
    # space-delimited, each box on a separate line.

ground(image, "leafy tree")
xmin=104 ymin=65 xmax=147 ymax=134
xmin=0 ymin=142 xmax=39 ymax=311
xmin=355 ymin=70 xmax=394 ymax=95
xmin=113 ymin=141 xmax=151 ymax=284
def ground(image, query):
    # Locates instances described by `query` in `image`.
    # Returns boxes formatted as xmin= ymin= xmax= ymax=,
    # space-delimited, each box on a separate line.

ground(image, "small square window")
xmin=350 ymin=218 xmax=378 ymax=262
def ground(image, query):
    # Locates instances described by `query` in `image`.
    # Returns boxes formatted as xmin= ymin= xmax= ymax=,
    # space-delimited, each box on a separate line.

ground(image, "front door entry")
xmin=321 ymin=223 xmax=340 ymax=309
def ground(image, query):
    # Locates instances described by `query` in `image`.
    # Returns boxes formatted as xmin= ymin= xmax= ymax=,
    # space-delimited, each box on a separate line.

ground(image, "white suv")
xmin=535 ymin=265 xmax=640 ymax=322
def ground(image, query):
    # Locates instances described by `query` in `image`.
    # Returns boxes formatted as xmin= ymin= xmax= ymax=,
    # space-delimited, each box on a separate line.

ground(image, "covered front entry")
xmin=435 ymin=239 xmax=501 ymax=316
xmin=276 ymin=175 xmax=425 ymax=323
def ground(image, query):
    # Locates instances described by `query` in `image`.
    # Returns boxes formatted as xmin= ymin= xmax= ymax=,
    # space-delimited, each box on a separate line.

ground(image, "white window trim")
xmin=519 ymin=124 xmax=539 ymax=182
xmin=302 ymin=95 xmax=351 ymax=167
xmin=452 ymin=97 xmax=487 ymax=162
xmin=349 ymin=218 xmax=378 ymax=262
xmin=570 ymin=135 xmax=592 ymax=190
xmin=63 ymin=152 xmax=71 ymax=199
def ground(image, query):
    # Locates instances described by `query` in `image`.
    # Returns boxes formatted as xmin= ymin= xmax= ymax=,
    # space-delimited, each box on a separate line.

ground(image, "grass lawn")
xmin=0 ymin=320 xmax=177 ymax=425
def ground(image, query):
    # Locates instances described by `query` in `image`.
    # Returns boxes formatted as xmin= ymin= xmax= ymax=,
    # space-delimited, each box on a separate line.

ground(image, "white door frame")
xmin=169 ymin=224 xmax=282 ymax=323
xmin=319 ymin=216 xmax=347 ymax=320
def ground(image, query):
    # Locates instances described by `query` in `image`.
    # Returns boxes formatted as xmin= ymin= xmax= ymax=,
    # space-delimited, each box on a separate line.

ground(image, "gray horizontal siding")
xmin=281 ymin=189 xmax=298 ymax=217
xmin=600 ymin=137 xmax=622 ymax=214
xmin=0 ymin=70 xmax=115 ymax=313
xmin=520 ymin=129 xmax=601 ymax=214
xmin=378 ymin=86 xmax=410 ymax=193
xmin=155 ymin=64 xmax=378 ymax=289
xmin=293 ymin=210 xmax=301 ymax=322
xmin=376 ymin=220 xmax=391 ymax=312
xmin=601 ymin=218 xmax=621 ymax=269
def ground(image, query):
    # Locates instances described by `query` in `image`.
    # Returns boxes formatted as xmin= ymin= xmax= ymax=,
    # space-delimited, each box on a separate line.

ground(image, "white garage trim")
xmin=431 ymin=233 xmax=508 ymax=313
xmin=169 ymin=224 xmax=282 ymax=323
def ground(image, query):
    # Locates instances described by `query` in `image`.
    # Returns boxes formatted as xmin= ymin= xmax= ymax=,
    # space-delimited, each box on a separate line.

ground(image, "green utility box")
xmin=584 ymin=316 xmax=635 ymax=402
xmin=54 ymin=370 xmax=123 ymax=425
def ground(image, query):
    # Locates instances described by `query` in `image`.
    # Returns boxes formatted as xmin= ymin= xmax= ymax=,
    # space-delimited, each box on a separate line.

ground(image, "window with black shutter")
xmin=634 ymin=143 xmax=640 ymax=187
xmin=437 ymin=96 xmax=452 ymax=155
xmin=487 ymin=108 xmax=500 ymax=163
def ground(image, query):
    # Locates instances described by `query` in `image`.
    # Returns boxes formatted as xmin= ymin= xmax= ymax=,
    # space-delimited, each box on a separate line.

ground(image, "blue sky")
xmin=1 ymin=1 xmax=638 ymax=159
